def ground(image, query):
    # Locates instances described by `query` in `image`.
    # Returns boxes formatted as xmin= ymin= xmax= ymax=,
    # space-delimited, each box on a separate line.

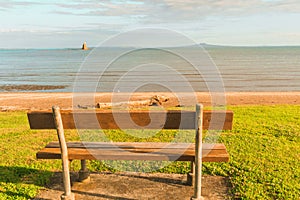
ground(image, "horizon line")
xmin=1 ymin=43 xmax=300 ymax=50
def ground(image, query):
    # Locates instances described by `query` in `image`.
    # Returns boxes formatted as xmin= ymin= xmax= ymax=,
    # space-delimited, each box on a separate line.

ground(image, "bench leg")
xmin=78 ymin=160 xmax=90 ymax=182
xmin=52 ymin=106 xmax=75 ymax=200
xmin=60 ymin=160 xmax=75 ymax=200
xmin=187 ymin=161 xmax=194 ymax=186
xmin=191 ymin=104 xmax=204 ymax=200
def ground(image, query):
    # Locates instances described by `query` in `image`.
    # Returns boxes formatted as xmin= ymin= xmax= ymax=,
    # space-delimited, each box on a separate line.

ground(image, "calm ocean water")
xmin=0 ymin=46 xmax=299 ymax=92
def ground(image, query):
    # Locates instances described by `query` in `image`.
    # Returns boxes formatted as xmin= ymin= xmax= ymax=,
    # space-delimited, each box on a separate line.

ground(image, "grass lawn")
xmin=0 ymin=105 xmax=299 ymax=199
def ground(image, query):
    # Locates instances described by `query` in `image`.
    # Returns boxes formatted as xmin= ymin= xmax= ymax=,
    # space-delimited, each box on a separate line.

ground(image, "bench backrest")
xmin=28 ymin=109 xmax=233 ymax=131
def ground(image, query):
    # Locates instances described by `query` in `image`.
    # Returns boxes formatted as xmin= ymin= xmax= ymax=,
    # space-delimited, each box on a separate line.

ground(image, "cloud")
xmin=2 ymin=0 xmax=300 ymax=23
xmin=1 ymin=0 xmax=300 ymax=47
xmin=269 ymin=0 xmax=300 ymax=12
xmin=51 ymin=1 xmax=147 ymax=17
xmin=0 ymin=0 xmax=42 ymax=9
xmin=38 ymin=0 xmax=299 ymax=26
xmin=2 ymin=0 xmax=300 ymax=16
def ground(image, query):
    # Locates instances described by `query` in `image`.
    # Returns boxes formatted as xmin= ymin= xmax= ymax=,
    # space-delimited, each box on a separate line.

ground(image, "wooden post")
xmin=187 ymin=161 xmax=195 ymax=186
xmin=52 ymin=106 xmax=75 ymax=200
xmin=78 ymin=160 xmax=90 ymax=182
xmin=191 ymin=104 xmax=204 ymax=200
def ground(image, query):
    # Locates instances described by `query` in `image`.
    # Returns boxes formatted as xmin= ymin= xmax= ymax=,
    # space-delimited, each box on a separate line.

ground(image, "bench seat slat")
xmin=37 ymin=142 xmax=229 ymax=162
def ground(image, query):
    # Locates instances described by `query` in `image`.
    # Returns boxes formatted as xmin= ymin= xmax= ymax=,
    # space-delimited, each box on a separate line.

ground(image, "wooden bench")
xmin=27 ymin=104 xmax=233 ymax=200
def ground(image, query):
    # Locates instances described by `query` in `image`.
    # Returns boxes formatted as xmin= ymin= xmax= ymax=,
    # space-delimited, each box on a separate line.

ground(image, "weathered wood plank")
xmin=45 ymin=142 xmax=226 ymax=150
xmin=28 ymin=110 xmax=233 ymax=130
xmin=36 ymin=142 xmax=229 ymax=162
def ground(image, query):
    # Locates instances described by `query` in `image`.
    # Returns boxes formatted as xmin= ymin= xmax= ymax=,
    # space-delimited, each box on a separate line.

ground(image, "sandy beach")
xmin=0 ymin=92 xmax=300 ymax=111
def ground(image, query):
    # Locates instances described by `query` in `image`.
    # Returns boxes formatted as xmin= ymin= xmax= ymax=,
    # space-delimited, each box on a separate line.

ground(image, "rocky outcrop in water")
xmin=82 ymin=42 xmax=88 ymax=50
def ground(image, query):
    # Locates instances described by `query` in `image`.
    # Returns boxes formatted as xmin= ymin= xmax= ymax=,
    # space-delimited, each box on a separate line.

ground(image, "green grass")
xmin=0 ymin=105 xmax=300 ymax=199
xmin=204 ymin=105 xmax=300 ymax=199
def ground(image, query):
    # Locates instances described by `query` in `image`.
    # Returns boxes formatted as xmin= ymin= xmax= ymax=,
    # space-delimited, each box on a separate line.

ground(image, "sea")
xmin=0 ymin=45 xmax=299 ymax=92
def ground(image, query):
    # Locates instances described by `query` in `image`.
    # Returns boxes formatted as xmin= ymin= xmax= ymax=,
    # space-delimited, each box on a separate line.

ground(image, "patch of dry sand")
xmin=33 ymin=172 xmax=231 ymax=200
xmin=1 ymin=92 xmax=300 ymax=111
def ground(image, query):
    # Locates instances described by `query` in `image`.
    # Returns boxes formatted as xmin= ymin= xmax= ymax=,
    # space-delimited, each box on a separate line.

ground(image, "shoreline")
xmin=1 ymin=92 xmax=300 ymax=111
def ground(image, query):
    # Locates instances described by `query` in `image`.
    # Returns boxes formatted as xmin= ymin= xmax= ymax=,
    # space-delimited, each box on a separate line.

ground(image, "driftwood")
xmin=78 ymin=95 xmax=169 ymax=109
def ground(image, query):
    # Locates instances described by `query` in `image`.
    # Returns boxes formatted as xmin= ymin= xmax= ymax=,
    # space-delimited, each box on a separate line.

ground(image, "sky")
xmin=1 ymin=0 xmax=300 ymax=48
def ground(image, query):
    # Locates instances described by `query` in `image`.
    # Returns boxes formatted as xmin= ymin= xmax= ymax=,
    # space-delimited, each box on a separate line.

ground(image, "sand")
xmin=34 ymin=172 xmax=231 ymax=200
xmin=1 ymin=92 xmax=300 ymax=111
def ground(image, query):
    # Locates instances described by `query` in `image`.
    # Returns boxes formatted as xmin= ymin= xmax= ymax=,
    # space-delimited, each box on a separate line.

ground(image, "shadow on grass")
xmin=0 ymin=165 xmax=53 ymax=199
xmin=0 ymin=165 xmax=52 ymax=186
xmin=0 ymin=191 xmax=33 ymax=200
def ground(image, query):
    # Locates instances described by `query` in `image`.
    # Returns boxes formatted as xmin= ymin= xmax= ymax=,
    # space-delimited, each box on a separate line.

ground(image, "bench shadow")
xmin=69 ymin=172 xmax=190 ymax=199
xmin=72 ymin=190 xmax=136 ymax=200
xmin=112 ymin=172 xmax=188 ymax=187
xmin=33 ymin=171 xmax=138 ymax=200
xmin=69 ymin=172 xmax=232 ymax=199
